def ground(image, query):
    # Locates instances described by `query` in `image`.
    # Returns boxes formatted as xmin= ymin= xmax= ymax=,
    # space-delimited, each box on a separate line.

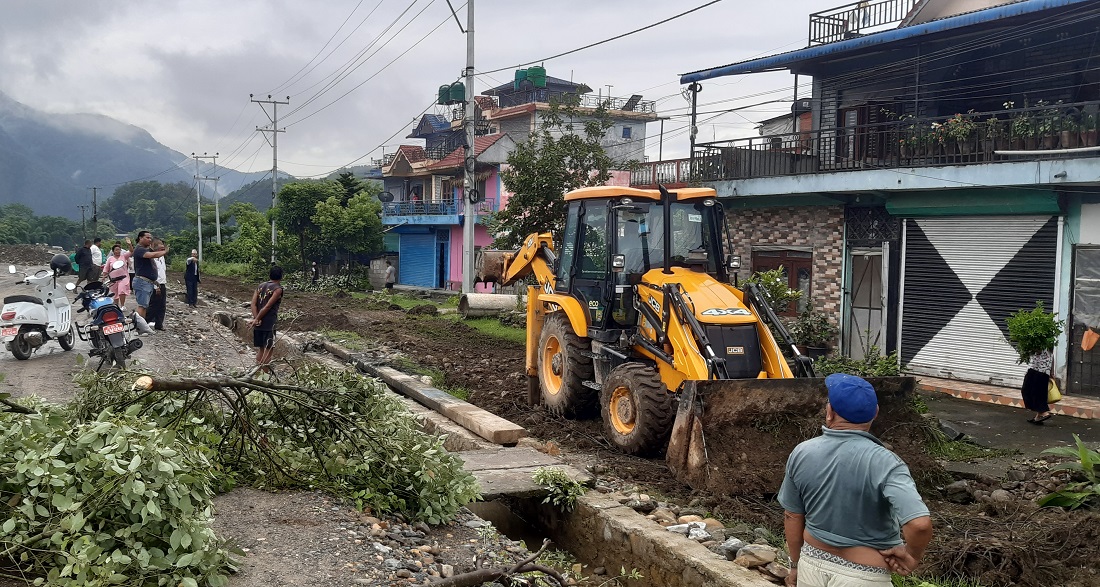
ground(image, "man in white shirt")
xmin=147 ymin=238 xmax=169 ymax=331
xmin=90 ymin=237 xmax=104 ymax=277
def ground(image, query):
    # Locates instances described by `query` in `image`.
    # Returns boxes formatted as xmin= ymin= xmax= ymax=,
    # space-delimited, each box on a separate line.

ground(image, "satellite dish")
xmin=379 ymin=191 xmax=395 ymax=203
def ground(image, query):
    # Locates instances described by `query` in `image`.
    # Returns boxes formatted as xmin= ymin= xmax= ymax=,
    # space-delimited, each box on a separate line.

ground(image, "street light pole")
xmin=461 ymin=0 xmax=477 ymax=293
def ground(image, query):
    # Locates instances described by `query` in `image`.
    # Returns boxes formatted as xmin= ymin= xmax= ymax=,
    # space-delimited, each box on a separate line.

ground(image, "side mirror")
xmin=726 ymin=254 xmax=742 ymax=270
xmin=7 ymin=265 xmax=15 ymax=274
xmin=611 ymin=254 xmax=626 ymax=273
xmin=65 ymin=282 xmax=76 ymax=291
xmin=111 ymin=260 xmax=126 ymax=270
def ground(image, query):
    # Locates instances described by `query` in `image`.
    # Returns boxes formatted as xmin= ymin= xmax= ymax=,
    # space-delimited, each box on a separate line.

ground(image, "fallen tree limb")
xmin=1 ymin=397 xmax=35 ymax=414
xmin=431 ymin=539 xmax=566 ymax=587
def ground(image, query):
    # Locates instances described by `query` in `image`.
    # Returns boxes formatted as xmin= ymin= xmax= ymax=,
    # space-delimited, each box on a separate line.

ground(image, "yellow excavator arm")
xmin=477 ymin=232 xmax=556 ymax=289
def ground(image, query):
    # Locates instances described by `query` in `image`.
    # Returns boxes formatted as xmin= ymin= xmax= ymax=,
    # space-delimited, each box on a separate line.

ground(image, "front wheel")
xmin=10 ymin=332 xmax=32 ymax=360
xmin=58 ymin=328 xmax=75 ymax=351
xmin=599 ymin=363 xmax=675 ymax=456
xmin=537 ymin=313 xmax=595 ymax=418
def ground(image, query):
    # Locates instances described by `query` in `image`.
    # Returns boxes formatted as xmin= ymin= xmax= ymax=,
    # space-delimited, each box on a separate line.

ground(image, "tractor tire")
xmin=537 ymin=312 xmax=596 ymax=418
xmin=599 ymin=363 xmax=675 ymax=457
xmin=10 ymin=332 xmax=32 ymax=360
xmin=58 ymin=329 xmax=75 ymax=351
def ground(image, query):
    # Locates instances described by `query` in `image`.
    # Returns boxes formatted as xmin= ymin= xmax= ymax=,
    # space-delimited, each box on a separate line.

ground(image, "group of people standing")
xmin=73 ymin=234 xmax=202 ymax=332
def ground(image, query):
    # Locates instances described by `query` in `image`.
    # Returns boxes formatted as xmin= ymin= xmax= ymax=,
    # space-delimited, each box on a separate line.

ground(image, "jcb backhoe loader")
xmin=477 ymin=185 xmax=918 ymax=494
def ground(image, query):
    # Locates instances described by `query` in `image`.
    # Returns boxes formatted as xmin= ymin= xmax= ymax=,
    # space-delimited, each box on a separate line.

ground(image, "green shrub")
xmin=0 ymin=401 xmax=232 ymax=586
xmin=533 ymin=467 xmax=586 ymax=513
xmin=745 ymin=267 xmax=802 ymax=312
xmin=1039 ymin=433 xmax=1100 ymax=510
xmin=1005 ymin=301 xmax=1064 ymax=363
xmin=813 ymin=346 xmax=901 ymax=377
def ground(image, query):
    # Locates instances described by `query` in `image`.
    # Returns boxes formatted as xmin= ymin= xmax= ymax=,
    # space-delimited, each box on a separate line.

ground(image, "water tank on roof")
xmin=449 ymin=82 xmax=465 ymax=104
xmin=438 ymin=85 xmax=451 ymax=105
xmin=528 ymin=66 xmax=547 ymax=88
xmin=514 ymin=69 xmax=527 ymax=91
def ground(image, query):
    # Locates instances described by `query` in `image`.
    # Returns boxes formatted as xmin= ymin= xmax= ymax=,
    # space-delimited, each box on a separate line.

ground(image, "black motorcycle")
xmin=73 ymin=273 xmax=142 ymax=370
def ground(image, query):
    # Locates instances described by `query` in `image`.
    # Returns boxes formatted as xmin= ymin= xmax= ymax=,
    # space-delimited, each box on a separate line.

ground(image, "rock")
xmin=1006 ymin=469 xmax=1031 ymax=482
xmin=593 ymin=567 xmax=606 ymax=576
xmin=665 ymin=523 xmax=695 ymax=535
xmin=650 ymin=507 xmax=677 ymax=524
xmin=753 ymin=527 xmax=775 ymax=542
xmin=688 ymin=525 xmax=713 ymax=541
xmin=734 ymin=544 xmax=778 ymax=568
xmin=944 ymin=480 xmax=973 ymax=504
xmin=938 ymin=419 xmax=966 ymax=441
xmin=990 ymin=489 xmax=1013 ymax=502
xmin=702 ymin=517 xmax=725 ymax=531
xmin=713 ymin=537 xmax=748 ymax=560
xmin=764 ymin=562 xmax=790 ymax=580
xmin=678 ymin=514 xmax=704 ymax=524
xmin=440 ymin=564 xmax=454 ymax=578
xmin=384 ymin=558 xmax=404 ymax=570
xmin=396 ymin=569 xmax=413 ymax=578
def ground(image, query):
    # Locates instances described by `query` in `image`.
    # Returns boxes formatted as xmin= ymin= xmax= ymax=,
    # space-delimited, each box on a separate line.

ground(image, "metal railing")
xmin=488 ymin=90 xmax=657 ymax=114
xmin=381 ymin=197 xmax=497 ymax=217
xmin=630 ymin=101 xmax=1100 ymax=184
xmin=809 ymin=0 xmax=918 ymax=45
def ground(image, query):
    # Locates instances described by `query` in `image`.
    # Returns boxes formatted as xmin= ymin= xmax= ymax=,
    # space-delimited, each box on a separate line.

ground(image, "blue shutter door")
xmin=400 ymin=233 xmax=437 ymax=288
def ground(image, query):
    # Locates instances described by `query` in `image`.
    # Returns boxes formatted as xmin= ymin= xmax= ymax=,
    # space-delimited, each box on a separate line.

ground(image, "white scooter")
xmin=1 ymin=254 xmax=77 ymax=360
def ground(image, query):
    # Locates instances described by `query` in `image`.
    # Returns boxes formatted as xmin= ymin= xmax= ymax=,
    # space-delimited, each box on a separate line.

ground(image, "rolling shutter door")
xmin=399 ymin=233 xmax=437 ymax=288
xmin=901 ymin=216 xmax=1057 ymax=386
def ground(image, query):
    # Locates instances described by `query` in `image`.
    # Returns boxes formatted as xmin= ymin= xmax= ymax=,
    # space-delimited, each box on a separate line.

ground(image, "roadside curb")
xmin=320 ymin=341 xmax=527 ymax=446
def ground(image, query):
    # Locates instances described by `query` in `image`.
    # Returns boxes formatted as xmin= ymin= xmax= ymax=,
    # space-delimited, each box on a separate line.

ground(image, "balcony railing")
xmin=381 ymin=197 xmax=497 ymax=218
xmin=809 ymin=0 xmax=917 ymax=45
xmin=629 ymin=159 xmax=698 ymax=187
xmin=488 ymin=91 xmax=656 ymax=114
xmin=683 ymin=101 xmax=1100 ymax=183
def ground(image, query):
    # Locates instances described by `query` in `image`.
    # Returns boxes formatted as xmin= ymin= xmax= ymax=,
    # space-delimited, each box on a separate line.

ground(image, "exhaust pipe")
xmin=127 ymin=339 xmax=143 ymax=354
xmin=24 ymin=331 xmax=44 ymax=348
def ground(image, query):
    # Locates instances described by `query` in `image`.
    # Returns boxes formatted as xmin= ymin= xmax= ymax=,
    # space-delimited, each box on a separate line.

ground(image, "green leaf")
xmin=180 ymin=578 xmax=199 ymax=587
xmin=175 ymin=552 xmax=194 ymax=568
xmin=2 ymin=518 xmax=15 ymax=533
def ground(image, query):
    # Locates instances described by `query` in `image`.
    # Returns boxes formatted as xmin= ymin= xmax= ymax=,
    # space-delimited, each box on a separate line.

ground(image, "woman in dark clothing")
xmin=1021 ymin=348 xmax=1055 ymax=424
xmin=184 ymin=249 xmax=200 ymax=307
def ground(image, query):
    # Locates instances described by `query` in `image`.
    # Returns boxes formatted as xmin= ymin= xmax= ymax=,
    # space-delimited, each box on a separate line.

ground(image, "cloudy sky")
xmin=0 ymin=0 xmax=828 ymax=184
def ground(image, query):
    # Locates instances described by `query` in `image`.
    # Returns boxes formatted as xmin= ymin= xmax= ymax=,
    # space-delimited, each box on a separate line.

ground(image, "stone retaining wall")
xmin=514 ymin=494 xmax=776 ymax=587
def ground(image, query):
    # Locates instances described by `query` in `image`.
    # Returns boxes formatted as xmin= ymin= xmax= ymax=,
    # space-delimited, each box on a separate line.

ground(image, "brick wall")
xmin=726 ymin=205 xmax=844 ymax=322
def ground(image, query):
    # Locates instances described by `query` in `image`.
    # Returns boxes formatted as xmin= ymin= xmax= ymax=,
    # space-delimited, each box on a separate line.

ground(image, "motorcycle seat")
xmin=3 ymin=295 xmax=43 ymax=306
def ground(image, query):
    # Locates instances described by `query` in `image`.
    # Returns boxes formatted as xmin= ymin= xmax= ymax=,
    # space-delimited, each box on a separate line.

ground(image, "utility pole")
xmin=687 ymin=83 xmax=702 ymax=180
xmin=87 ymin=187 xmax=99 ymax=238
xmin=461 ymin=0 xmax=477 ymax=293
xmin=193 ymin=152 xmax=221 ymax=245
xmin=252 ymin=94 xmax=289 ymax=264
xmin=192 ymin=152 xmax=218 ymax=262
xmin=77 ymin=205 xmax=89 ymax=240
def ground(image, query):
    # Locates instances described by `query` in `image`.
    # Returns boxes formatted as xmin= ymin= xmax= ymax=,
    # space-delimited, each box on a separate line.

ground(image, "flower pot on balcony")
xmin=1081 ymin=129 xmax=1098 ymax=147
xmin=1060 ymin=130 xmax=1079 ymax=149
xmin=1026 ymin=136 xmax=1039 ymax=150
xmin=1041 ymin=135 xmax=1058 ymax=149
xmin=958 ymin=140 xmax=973 ymax=156
xmin=982 ymin=138 xmax=995 ymax=157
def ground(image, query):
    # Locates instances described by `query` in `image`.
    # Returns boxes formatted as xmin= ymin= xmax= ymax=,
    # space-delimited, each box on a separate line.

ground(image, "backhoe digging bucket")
xmin=474 ymin=250 xmax=510 ymax=284
xmin=666 ymin=377 xmax=937 ymax=496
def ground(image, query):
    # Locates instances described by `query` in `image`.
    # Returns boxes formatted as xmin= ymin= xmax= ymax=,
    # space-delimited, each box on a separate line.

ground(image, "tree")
xmin=312 ymin=190 xmax=384 ymax=263
xmin=335 ymin=171 xmax=363 ymax=205
xmin=101 ymin=181 xmax=201 ymax=233
xmin=491 ymin=103 xmax=615 ymax=248
xmin=272 ymin=181 xmax=343 ymax=269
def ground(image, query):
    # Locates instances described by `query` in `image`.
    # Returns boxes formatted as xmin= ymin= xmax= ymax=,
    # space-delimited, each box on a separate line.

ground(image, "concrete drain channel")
xmin=214 ymin=312 xmax=777 ymax=587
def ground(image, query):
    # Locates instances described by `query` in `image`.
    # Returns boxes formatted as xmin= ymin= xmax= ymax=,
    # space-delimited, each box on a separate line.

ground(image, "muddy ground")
xmin=194 ymin=273 xmax=1100 ymax=587
xmin=3 ymin=248 xmax=1099 ymax=586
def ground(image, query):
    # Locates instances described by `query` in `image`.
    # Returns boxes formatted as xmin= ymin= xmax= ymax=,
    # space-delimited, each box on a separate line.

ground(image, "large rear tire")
xmin=111 ymin=347 xmax=127 ymax=370
xmin=58 ymin=329 xmax=75 ymax=351
xmin=600 ymin=363 xmax=674 ymax=456
xmin=10 ymin=332 xmax=32 ymax=360
xmin=537 ymin=312 xmax=595 ymax=418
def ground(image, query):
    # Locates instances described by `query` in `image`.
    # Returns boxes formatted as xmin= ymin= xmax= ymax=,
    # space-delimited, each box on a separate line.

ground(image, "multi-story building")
xmin=633 ymin=0 xmax=1100 ymax=395
xmin=382 ymin=70 xmax=659 ymax=290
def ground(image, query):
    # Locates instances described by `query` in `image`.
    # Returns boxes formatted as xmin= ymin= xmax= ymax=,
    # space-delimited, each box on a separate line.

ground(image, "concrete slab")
xmin=458 ymin=447 xmax=564 ymax=471
xmin=457 ymin=447 xmax=593 ymax=500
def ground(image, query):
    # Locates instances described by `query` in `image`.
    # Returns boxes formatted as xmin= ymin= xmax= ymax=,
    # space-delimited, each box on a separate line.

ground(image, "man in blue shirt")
xmin=778 ymin=373 xmax=933 ymax=586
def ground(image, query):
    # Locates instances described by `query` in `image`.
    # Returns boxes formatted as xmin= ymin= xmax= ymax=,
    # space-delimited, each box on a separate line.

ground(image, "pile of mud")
xmin=0 ymin=244 xmax=66 ymax=266
xmin=667 ymin=377 xmax=947 ymax=495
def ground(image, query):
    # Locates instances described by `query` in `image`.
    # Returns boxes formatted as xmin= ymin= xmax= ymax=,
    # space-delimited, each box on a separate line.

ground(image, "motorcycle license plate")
xmin=101 ymin=323 xmax=125 ymax=335
xmin=1 ymin=327 xmax=16 ymax=338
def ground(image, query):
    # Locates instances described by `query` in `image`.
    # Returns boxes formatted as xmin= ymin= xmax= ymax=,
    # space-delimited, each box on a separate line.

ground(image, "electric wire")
xmin=265 ymin=0 xmax=379 ymax=95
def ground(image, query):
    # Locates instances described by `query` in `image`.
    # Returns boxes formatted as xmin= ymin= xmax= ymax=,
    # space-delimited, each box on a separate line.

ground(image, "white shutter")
xmin=900 ymin=216 xmax=1057 ymax=386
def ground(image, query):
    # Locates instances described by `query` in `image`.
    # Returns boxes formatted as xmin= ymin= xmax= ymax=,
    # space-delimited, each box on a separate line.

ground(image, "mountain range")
xmin=0 ymin=91 xmax=272 ymax=219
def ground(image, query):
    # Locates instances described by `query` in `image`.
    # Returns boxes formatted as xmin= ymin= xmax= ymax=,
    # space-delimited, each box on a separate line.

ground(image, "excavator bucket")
xmin=665 ymin=377 xmax=933 ymax=495
xmin=474 ymin=249 xmax=510 ymax=284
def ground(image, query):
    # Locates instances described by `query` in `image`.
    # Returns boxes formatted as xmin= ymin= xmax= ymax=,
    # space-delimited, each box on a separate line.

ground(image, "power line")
xmin=478 ymin=0 xmax=725 ymax=76
xmin=266 ymin=0 xmax=380 ymax=95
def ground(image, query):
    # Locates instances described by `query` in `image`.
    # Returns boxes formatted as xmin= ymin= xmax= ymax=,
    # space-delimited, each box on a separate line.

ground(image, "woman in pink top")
xmin=102 ymin=241 xmax=132 ymax=308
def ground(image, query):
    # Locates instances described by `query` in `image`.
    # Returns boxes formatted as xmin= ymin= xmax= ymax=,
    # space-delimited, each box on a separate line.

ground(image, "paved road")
xmin=921 ymin=389 xmax=1099 ymax=459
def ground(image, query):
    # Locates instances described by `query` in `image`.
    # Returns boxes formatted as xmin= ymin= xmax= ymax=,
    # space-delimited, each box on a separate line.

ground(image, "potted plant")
xmin=745 ymin=267 xmax=802 ymax=313
xmin=789 ymin=309 xmax=839 ymax=359
xmin=982 ymin=114 xmax=1004 ymax=157
xmin=1081 ymin=113 xmax=1098 ymax=147
xmin=944 ymin=112 xmax=977 ymax=156
xmin=1009 ymin=101 xmax=1037 ymax=150
xmin=1034 ymin=100 xmax=1063 ymax=149
xmin=1005 ymin=301 xmax=1064 ymax=365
